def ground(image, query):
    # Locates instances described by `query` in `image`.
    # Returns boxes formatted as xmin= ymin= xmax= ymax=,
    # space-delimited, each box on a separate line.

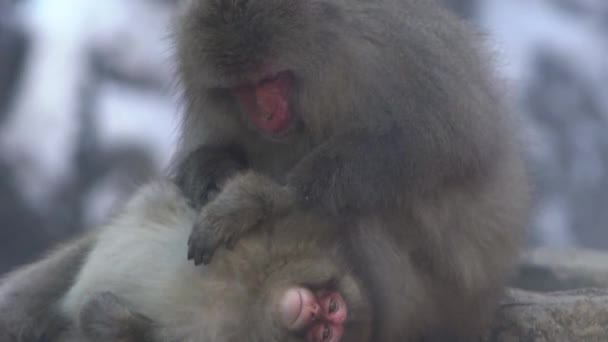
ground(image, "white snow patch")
xmin=480 ymin=0 xmax=607 ymax=83
xmin=0 ymin=0 xmax=92 ymax=209
xmin=94 ymin=80 xmax=179 ymax=170
xmin=532 ymin=197 xmax=577 ymax=247
xmin=1 ymin=0 xmax=178 ymax=211
xmin=479 ymin=0 xmax=608 ymax=247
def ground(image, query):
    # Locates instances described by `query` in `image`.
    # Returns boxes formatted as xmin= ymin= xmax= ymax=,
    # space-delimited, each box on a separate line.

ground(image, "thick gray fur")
xmin=173 ymin=0 xmax=530 ymax=340
xmin=0 ymin=236 xmax=93 ymax=341
xmin=60 ymin=181 xmax=372 ymax=342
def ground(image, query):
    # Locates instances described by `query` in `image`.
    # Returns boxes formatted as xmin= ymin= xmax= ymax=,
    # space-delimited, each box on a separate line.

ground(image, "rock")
xmin=486 ymin=288 xmax=608 ymax=342
xmin=490 ymin=248 xmax=608 ymax=341
xmin=513 ymin=248 xmax=608 ymax=292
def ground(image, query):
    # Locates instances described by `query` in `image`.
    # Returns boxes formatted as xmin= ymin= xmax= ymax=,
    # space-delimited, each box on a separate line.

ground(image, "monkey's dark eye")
xmin=322 ymin=325 xmax=331 ymax=341
xmin=328 ymin=299 xmax=338 ymax=314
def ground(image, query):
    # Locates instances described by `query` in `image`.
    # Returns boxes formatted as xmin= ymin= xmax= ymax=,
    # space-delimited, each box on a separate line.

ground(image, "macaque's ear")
xmin=336 ymin=274 xmax=373 ymax=336
xmin=80 ymin=292 xmax=155 ymax=341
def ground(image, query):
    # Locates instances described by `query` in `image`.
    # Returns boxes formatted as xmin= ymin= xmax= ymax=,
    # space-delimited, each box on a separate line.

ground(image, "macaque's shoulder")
xmin=115 ymin=182 xmax=196 ymax=231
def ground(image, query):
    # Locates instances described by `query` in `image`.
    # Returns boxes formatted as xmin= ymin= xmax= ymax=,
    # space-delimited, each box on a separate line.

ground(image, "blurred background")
xmin=0 ymin=0 xmax=607 ymax=275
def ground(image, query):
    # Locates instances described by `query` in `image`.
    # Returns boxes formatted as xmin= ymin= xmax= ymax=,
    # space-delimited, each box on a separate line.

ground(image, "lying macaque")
xmin=59 ymin=181 xmax=371 ymax=342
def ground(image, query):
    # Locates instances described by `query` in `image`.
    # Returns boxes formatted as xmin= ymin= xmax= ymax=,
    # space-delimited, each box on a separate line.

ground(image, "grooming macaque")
xmin=57 ymin=181 xmax=371 ymax=342
xmin=173 ymin=0 xmax=529 ymax=340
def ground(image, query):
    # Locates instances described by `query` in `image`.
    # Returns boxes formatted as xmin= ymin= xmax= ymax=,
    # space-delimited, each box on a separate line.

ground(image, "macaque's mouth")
xmin=280 ymin=287 xmax=309 ymax=331
xmin=290 ymin=289 xmax=305 ymax=327
xmin=232 ymin=71 xmax=295 ymax=137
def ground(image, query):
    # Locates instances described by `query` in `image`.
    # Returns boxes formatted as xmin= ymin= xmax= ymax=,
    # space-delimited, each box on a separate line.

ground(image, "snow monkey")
xmin=2 ymin=181 xmax=371 ymax=342
xmin=173 ymin=0 xmax=529 ymax=340
xmin=58 ymin=181 xmax=371 ymax=342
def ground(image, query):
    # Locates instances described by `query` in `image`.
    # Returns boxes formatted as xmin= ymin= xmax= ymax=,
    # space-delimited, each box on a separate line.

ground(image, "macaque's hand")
xmin=174 ymin=145 xmax=247 ymax=209
xmin=187 ymin=172 xmax=295 ymax=265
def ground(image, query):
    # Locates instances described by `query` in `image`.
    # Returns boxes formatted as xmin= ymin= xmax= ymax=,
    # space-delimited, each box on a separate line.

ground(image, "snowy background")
xmin=0 ymin=0 xmax=607 ymax=274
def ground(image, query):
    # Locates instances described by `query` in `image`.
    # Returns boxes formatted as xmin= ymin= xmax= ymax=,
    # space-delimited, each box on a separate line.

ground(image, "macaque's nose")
xmin=310 ymin=302 xmax=321 ymax=319
xmin=280 ymin=287 xmax=323 ymax=331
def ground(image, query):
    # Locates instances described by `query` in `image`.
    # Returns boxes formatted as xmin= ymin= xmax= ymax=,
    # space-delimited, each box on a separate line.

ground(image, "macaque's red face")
xmin=279 ymin=287 xmax=348 ymax=342
xmin=232 ymin=71 xmax=295 ymax=138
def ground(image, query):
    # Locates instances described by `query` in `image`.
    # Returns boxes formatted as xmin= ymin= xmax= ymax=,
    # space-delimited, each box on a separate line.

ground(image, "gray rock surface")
xmin=487 ymin=288 xmax=608 ymax=342
xmin=492 ymin=248 xmax=608 ymax=341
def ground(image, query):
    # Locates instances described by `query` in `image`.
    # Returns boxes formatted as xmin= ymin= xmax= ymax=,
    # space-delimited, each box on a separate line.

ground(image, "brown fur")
xmin=172 ymin=0 xmax=530 ymax=340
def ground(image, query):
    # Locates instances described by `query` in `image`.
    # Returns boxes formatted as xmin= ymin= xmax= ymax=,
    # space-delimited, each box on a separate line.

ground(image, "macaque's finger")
xmin=225 ymin=236 xmax=237 ymax=250
xmin=188 ymin=225 xmax=222 ymax=266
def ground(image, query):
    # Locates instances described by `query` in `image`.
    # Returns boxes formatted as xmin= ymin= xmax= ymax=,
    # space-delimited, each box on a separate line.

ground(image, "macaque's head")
xmin=176 ymin=0 xmax=389 ymax=142
xmin=204 ymin=210 xmax=372 ymax=342
xmin=280 ymin=287 xmax=347 ymax=342
xmin=269 ymin=274 xmax=372 ymax=342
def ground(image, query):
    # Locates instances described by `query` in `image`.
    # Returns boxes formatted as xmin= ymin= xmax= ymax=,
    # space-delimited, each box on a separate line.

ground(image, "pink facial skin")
xmin=279 ymin=287 xmax=348 ymax=342
xmin=232 ymin=71 xmax=293 ymax=135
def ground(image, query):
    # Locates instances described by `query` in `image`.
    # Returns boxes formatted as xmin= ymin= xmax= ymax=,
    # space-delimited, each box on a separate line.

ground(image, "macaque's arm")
xmin=287 ymin=123 xmax=488 ymax=216
xmin=174 ymin=144 xmax=248 ymax=209
xmin=79 ymin=292 xmax=157 ymax=342
xmin=0 ymin=236 xmax=94 ymax=341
